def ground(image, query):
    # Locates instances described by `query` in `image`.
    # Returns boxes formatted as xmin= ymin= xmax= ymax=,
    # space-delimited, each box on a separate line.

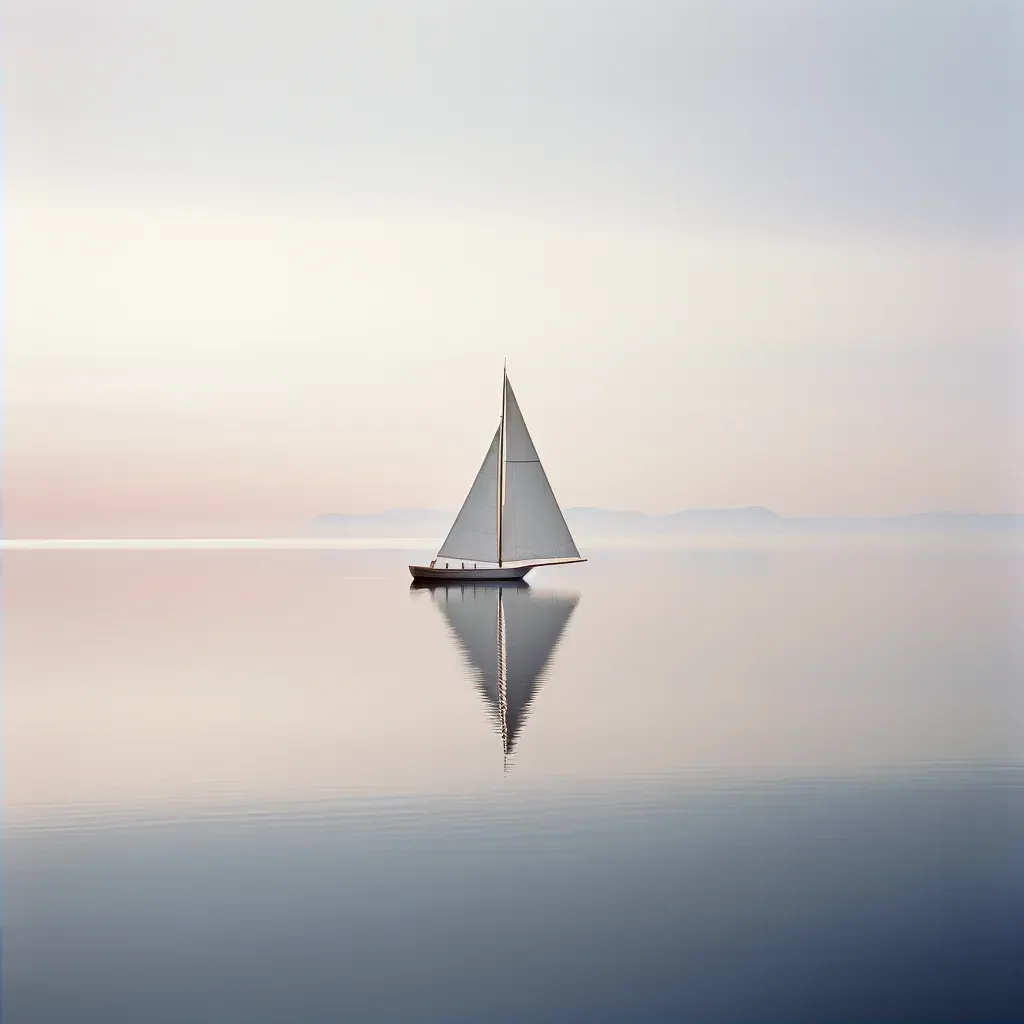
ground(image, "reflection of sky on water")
xmin=6 ymin=772 xmax=1023 ymax=1022
xmin=7 ymin=548 xmax=1021 ymax=817
xmin=4 ymin=548 xmax=1023 ymax=1020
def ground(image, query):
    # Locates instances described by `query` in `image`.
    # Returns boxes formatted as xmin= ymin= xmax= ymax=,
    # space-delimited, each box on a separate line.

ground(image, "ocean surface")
xmin=4 ymin=545 xmax=1023 ymax=1022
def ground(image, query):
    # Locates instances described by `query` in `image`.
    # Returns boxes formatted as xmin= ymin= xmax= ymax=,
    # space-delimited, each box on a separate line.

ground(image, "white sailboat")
xmin=409 ymin=369 xmax=585 ymax=582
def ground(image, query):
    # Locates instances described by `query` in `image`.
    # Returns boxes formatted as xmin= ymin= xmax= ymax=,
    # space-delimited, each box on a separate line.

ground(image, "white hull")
xmin=409 ymin=559 xmax=585 ymax=583
xmin=409 ymin=564 xmax=532 ymax=583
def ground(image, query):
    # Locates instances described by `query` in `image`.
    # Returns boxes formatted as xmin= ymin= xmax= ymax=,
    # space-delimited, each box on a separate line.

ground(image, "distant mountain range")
xmin=310 ymin=506 xmax=1024 ymax=541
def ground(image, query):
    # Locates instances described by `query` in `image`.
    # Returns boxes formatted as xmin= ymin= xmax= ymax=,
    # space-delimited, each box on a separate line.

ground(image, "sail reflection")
xmin=416 ymin=582 xmax=579 ymax=768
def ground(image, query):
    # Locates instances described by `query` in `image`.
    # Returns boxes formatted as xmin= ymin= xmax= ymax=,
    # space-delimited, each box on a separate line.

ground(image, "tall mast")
xmin=497 ymin=363 xmax=507 ymax=567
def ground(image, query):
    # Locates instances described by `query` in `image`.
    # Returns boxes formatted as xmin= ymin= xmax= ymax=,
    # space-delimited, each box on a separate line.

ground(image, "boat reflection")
xmin=413 ymin=581 xmax=579 ymax=769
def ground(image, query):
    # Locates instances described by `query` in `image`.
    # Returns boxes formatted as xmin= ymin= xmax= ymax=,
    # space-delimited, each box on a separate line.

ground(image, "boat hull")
xmin=409 ymin=564 xmax=532 ymax=583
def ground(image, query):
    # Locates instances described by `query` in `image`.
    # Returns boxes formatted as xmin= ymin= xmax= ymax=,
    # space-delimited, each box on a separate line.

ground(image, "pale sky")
xmin=5 ymin=0 xmax=1022 ymax=535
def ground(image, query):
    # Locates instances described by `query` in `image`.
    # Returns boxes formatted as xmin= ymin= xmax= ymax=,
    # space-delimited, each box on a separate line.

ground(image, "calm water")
xmin=4 ymin=546 xmax=1023 ymax=1022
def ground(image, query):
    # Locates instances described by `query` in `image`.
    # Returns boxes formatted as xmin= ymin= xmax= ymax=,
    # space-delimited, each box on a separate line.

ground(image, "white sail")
xmin=436 ymin=426 xmax=500 ymax=564
xmin=500 ymin=378 xmax=580 ymax=563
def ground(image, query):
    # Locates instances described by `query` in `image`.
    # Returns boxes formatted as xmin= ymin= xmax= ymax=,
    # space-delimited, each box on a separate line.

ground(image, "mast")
xmin=497 ymin=363 xmax=507 ymax=567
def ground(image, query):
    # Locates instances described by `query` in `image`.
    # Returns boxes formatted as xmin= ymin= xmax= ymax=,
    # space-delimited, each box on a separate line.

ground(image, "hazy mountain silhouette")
xmin=311 ymin=506 xmax=1023 ymax=541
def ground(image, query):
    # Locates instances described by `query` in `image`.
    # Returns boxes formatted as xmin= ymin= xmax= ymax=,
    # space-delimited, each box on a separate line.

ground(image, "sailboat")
xmin=409 ymin=369 xmax=585 ymax=582
xmin=423 ymin=582 xmax=580 ymax=769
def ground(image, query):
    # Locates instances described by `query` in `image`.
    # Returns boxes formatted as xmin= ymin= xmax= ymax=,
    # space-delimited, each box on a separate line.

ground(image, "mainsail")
xmin=436 ymin=373 xmax=580 ymax=566
xmin=436 ymin=426 xmax=500 ymax=564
